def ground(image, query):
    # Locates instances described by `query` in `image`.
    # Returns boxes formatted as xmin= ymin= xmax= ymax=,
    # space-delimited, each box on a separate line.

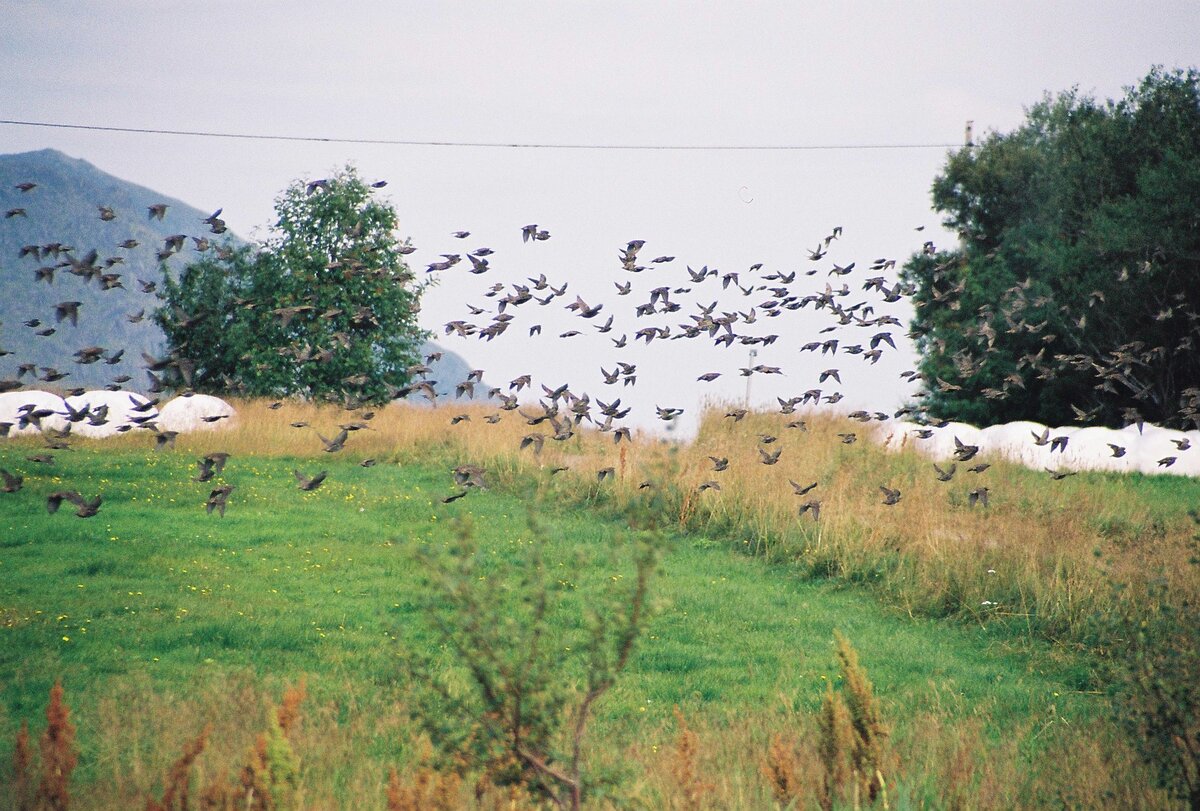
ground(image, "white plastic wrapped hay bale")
xmin=922 ymin=422 xmax=983 ymax=461
xmin=1172 ymin=431 xmax=1200 ymax=477
xmin=1040 ymin=425 xmax=1081 ymax=467
xmin=1057 ymin=426 xmax=1135 ymax=473
xmin=876 ymin=421 xmax=929 ymax=453
xmin=1120 ymin=422 xmax=1172 ymax=444
xmin=1128 ymin=427 xmax=1193 ymax=476
xmin=64 ymin=391 xmax=158 ymax=438
xmin=0 ymin=390 xmax=69 ymax=437
xmin=980 ymin=421 xmax=1051 ymax=467
xmin=1166 ymin=446 xmax=1200 ymax=476
xmin=157 ymin=394 xmax=236 ymax=433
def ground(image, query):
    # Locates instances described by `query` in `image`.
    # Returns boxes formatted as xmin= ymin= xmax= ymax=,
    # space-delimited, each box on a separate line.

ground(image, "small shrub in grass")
xmin=817 ymin=684 xmax=855 ymax=811
xmin=40 ymin=681 xmax=77 ymax=811
xmin=144 ymin=726 xmax=210 ymax=811
xmin=6 ymin=682 xmax=77 ymax=811
xmin=761 ymin=732 xmax=806 ymax=809
xmin=385 ymin=766 xmax=462 ymax=811
xmin=815 ymin=634 xmax=891 ymax=810
xmin=405 ymin=502 xmax=664 ymax=810
xmin=236 ymin=681 xmax=306 ymax=810
xmin=138 ymin=681 xmax=306 ymax=811
xmin=760 ymin=634 xmax=892 ymax=810
xmin=245 ymin=713 xmax=300 ymax=809
xmin=11 ymin=720 xmax=32 ymax=811
xmin=669 ymin=708 xmax=712 ymax=811
xmin=836 ymin=632 xmax=890 ymax=805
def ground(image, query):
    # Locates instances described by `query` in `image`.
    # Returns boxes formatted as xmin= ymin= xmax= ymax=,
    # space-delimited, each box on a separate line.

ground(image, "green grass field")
xmin=0 ymin=443 xmax=1132 ymax=807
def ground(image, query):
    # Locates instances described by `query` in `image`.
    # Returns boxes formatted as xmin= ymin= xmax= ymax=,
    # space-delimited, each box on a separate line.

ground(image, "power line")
xmin=0 ymin=118 xmax=959 ymax=152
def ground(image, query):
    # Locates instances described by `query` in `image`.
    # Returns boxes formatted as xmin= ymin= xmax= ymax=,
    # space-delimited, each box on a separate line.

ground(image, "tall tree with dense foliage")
xmin=901 ymin=67 xmax=1200 ymax=429
xmin=157 ymin=167 xmax=429 ymax=404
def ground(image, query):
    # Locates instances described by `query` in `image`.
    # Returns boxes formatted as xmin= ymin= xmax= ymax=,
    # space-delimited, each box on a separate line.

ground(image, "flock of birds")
xmin=2 ymin=173 xmax=1197 ymax=524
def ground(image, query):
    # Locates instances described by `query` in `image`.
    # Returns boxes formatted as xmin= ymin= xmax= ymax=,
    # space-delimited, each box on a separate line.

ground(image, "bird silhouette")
xmin=0 ymin=469 xmax=23 ymax=493
xmin=317 ymin=429 xmax=350 ymax=452
xmin=207 ymin=485 xmax=235 ymax=517
xmin=452 ymin=465 xmax=487 ymax=489
xmin=48 ymin=491 xmax=102 ymax=518
xmin=294 ymin=470 xmax=328 ymax=491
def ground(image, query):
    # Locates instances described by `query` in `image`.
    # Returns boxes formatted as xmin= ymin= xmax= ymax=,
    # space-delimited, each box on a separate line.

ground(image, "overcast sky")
xmin=3 ymin=2 xmax=1197 ymax=433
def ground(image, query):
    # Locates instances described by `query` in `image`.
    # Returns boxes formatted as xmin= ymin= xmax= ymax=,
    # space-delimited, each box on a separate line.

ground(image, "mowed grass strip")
xmin=1 ymin=446 xmax=1100 ymax=791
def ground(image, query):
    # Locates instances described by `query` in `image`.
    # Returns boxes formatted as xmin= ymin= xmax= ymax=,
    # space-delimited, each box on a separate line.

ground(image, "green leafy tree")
xmin=157 ymin=166 xmax=428 ymax=404
xmin=902 ymin=67 xmax=1200 ymax=428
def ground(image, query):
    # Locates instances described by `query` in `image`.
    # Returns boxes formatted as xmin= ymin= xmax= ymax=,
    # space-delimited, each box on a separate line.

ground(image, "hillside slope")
xmin=0 ymin=149 xmax=477 ymax=397
xmin=0 ymin=149 xmax=229 ymax=389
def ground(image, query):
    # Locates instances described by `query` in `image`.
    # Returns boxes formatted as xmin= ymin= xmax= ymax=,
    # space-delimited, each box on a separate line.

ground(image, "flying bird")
xmin=452 ymin=465 xmax=487 ymax=489
xmin=1045 ymin=468 xmax=1077 ymax=480
xmin=295 ymin=470 xmax=329 ymax=491
xmin=798 ymin=500 xmax=821 ymax=521
xmin=317 ymin=429 xmax=349 ymax=452
xmin=54 ymin=301 xmax=82 ymax=326
xmin=758 ymin=447 xmax=782 ymax=465
xmin=206 ymin=485 xmax=235 ymax=517
xmin=48 ymin=491 xmax=102 ymax=518
xmin=952 ymin=437 xmax=980 ymax=462
xmin=0 ymin=469 xmax=23 ymax=493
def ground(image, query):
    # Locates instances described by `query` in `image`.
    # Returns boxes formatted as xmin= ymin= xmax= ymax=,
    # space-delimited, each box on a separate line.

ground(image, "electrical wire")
xmin=0 ymin=118 xmax=960 ymax=151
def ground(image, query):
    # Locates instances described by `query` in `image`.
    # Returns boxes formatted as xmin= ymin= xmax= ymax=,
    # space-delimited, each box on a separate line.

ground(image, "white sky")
xmin=3 ymin=2 xmax=1197 ymax=433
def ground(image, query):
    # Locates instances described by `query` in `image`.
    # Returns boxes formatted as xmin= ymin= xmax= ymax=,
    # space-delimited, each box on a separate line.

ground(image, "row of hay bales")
xmin=0 ymin=390 xmax=236 ymax=438
xmin=879 ymin=419 xmax=1200 ymax=477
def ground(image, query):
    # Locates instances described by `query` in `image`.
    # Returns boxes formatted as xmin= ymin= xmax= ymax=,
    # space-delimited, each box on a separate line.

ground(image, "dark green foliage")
xmin=156 ymin=166 xmax=428 ymax=404
xmin=902 ymin=67 xmax=1200 ymax=428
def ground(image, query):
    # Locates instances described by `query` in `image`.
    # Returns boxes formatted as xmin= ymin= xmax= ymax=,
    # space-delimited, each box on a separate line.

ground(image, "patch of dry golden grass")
xmin=66 ymin=395 xmax=1197 ymax=644
xmin=8 ymin=670 xmax=1175 ymax=810
xmin=13 ymin=397 xmax=1192 ymax=806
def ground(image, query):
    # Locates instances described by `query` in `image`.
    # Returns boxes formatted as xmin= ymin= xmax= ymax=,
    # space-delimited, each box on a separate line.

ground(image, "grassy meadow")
xmin=1 ymin=400 xmax=1198 ymax=808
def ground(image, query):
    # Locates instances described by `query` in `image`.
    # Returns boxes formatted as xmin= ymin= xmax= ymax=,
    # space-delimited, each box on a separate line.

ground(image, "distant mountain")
xmin=0 ymin=149 xmax=479 ymax=399
xmin=0 ymin=149 xmax=230 ymax=390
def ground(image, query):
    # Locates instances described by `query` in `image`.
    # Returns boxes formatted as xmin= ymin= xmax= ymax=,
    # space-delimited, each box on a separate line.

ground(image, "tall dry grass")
xmin=19 ymin=396 xmax=1195 ymax=805
xmin=9 ymin=653 xmax=1175 ymax=809
xmin=102 ymin=396 xmax=1199 ymax=652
